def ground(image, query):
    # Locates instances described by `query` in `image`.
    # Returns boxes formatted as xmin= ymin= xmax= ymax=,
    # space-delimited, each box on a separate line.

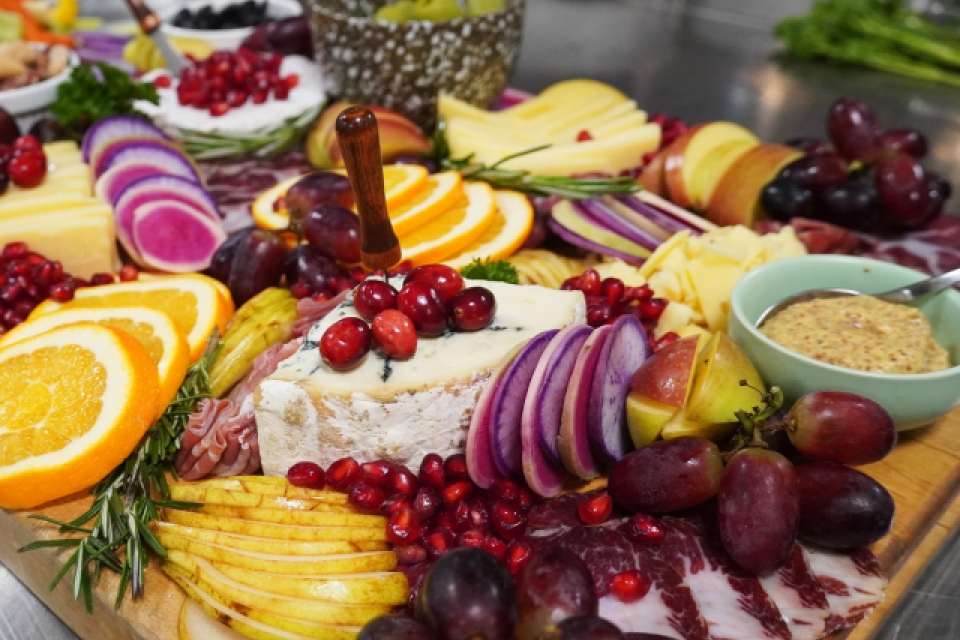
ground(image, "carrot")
xmin=0 ymin=0 xmax=73 ymax=45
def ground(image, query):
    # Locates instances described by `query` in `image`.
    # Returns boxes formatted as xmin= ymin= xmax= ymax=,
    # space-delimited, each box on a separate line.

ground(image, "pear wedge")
xmin=186 ymin=477 xmax=349 ymax=504
xmin=196 ymin=505 xmax=385 ymax=528
xmin=169 ymin=485 xmax=354 ymax=512
xmin=179 ymin=598 xmax=250 ymax=640
xmin=155 ymin=522 xmax=388 ymax=555
xmin=162 ymin=510 xmax=387 ymax=542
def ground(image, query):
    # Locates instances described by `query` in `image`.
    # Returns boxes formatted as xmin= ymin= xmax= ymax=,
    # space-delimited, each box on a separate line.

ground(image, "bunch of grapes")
xmin=762 ymin=97 xmax=951 ymax=233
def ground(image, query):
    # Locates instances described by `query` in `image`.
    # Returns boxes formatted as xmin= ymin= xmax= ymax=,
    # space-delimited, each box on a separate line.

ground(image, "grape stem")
xmin=725 ymin=384 xmax=785 ymax=460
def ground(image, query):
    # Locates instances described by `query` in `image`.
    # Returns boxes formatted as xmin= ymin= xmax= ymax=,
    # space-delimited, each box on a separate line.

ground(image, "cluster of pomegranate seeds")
xmin=0 ymin=135 xmax=48 ymax=193
xmin=165 ymin=48 xmax=300 ymax=117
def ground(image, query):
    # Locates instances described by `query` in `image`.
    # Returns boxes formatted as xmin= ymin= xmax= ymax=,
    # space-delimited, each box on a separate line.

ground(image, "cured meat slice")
xmin=757 ymin=544 xmax=830 ymax=640
xmin=653 ymin=519 xmax=792 ymax=640
xmin=801 ymin=545 xmax=887 ymax=635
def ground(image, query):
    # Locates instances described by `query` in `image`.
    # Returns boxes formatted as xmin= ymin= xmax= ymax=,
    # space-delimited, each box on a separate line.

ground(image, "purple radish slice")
xmin=489 ymin=330 xmax=559 ymax=481
xmin=115 ymin=175 xmax=219 ymax=222
xmin=587 ymin=315 xmax=648 ymax=464
xmin=523 ymin=324 xmax=593 ymax=467
xmin=97 ymin=143 xmax=200 ymax=183
xmin=96 ymin=161 xmax=199 ymax=205
xmin=466 ymin=342 xmax=526 ymax=488
xmin=547 ymin=219 xmax=647 ymax=266
xmin=557 ymin=325 xmax=613 ymax=480
xmin=81 ymin=115 xmax=167 ymax=162
xmin=521 ymin=404 xmax=566 ymax=498
xmin=131 ymin=200 xmax=227 ymax=273
xmin=91 ymin=137 xmax=187 ymax=178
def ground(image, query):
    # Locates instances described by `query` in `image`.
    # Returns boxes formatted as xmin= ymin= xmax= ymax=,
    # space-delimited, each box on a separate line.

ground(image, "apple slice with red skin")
xmin=704 ymin=143 xmax=802 ymax=228
xmin=663 ymin=123 xmax=759 ymax=210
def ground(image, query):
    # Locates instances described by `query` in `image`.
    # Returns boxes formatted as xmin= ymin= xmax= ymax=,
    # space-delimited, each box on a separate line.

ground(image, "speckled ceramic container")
xmin=309 ymin=0 xmax=525 ymax=130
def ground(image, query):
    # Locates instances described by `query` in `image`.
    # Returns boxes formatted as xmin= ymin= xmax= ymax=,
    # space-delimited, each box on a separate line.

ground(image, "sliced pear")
xmin=191 ymin=476 xmax=349 ymax=504
xmin=196 ymin=505 xmax=386 ymax=528
xmin=162 ymin=510 xmax=387 ymax=542
xmin=155 ymin=522 xmax=388 ymax=555
xmin=169 ymin=485 xmax=354 ymax=512
xmin=179 ymin=598 xmax=250 ymax=640
xmin=685 ymin=332 xmax=766 ymax=424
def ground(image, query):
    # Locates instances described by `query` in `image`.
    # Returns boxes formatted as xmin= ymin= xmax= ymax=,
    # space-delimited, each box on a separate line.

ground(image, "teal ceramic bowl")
xmin=728 ymin=255 xmax=960 ymax=430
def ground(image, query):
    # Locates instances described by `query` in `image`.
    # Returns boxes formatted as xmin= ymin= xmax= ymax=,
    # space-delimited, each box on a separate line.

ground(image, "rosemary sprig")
xmin=19 ymin=336 xmax=220 ymax=613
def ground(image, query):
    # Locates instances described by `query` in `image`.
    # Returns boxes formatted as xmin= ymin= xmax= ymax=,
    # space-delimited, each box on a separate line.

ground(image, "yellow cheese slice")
xmin=685 ymin=261 xmax=744 ymax=333
xmin=0 ymin=194 xmax=102 ymax=218
xmin=0 ymin=208 xmax=117 ymax=278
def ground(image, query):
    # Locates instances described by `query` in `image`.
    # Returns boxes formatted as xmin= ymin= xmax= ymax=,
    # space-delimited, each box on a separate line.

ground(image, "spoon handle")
xmin=880 ymin=266 xmax=960 ymax=303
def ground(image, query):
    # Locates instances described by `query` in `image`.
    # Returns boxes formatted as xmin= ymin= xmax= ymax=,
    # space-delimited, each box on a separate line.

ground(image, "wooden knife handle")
xmin=123 ymin=0 xmax=161 ymax=34
xmin=335 ymin=106 xmax=403 ymax=271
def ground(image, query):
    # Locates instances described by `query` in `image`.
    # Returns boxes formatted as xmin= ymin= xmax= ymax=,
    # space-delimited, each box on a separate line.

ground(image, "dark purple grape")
xmin=393 ymin=152 xmax=441 ymax=174
xmin=785 ymin=391 xmax=896 ymax=465
xmin=285 ymin=172 xmax=355 ymax=230
xmin=448 ymin=286 xmax=497 ymax=332
xmin=874 ymin=153 xmax=937 ymax=230
xmin=397 ymin=281 xmax=448 ymax=337
xmin=515 ymin=548 xmax=598 ymax=640
xmin=929 ymin=172 xmax=952 ymax=200
xmin=827 ymin=98 xmax=885 ymax=164
xmin=227 ymin=229 xmax=289 ymax=305
xmin=882 ymin=128 xmax=927 ymax=159
xmin=416 ymin=547 xmax=517 ymax=640
xmin=818 ymin=179 xmax=882 ymax=232
xmin=796 ymin=461 xmax=894 ymax=549
xmin=241 ymin=16 xmax=315 ymax=58
xmin=760 ymin=179 xmax=815 ymax=222
xmin=718 ymin=448 xmax=798 ymax=575
xmin=778 ymin=153 xmax=848 ymax=190
xmin=608 ymin=438 xmax=724 ymax=514
xmin=204 ymin=228 xmax=254 ymax=284
xmin=761 ymin=428 xmax=805 ymax=464
xmin=282 ymin=244 xmax=341 ymax=292
xmin=784 ymin=137 xmax=835 ymax=155
xmin=303 ymin=203 xmax=362 ymax=264
xmin=359 ymin=615 xmax=438 ymax=640
xmin=557 ymin=616 xmax=624 ymax=640
xmin=0 ymin=106 xmax=20 ymax=145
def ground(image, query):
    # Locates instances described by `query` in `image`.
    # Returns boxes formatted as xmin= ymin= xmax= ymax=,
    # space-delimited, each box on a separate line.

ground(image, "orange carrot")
xmin=0 ymin=0 xmax=73 ymax=46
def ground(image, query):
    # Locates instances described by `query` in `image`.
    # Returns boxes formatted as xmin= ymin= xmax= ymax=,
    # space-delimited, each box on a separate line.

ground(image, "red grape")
xmin=372 ymin=309 xmax=418 ymax=359
xmin=514 ymin=548 xmax=597 ymax=640
xmin=303 ymin=204 xmax=362 ymax=263
xmin=760 ymin=179 xmax=815 ymax=222
xmin=397 ymin=281 xmax=448 ymax=337
xmin=448 ymin=286 xmax=497 ymax=332
xmin=354 ymin=280 xmax=398 ymax=321
xmin=404 ymin=264 xmax=464 ymax=303
xmin=875 ymin=153 xmax=938 ymax=230
xmin=827 ymin=98 xmax=885 ymax=163
xmin=227 ymin=229 xmax=288 ymax=305
xmin=785 ymin=391 xmax=896 ymax=465
xmin=819 ymin=179 xmax=882 ymax=231
xmin=881 ymin=128 xmax=927 ymax=159
xmin=283 ymin=244 xmax=341 ymax=294
xmin=779 ymin=152 xmax=848 ymax=190
xmin=320 ymin=317 xmax=372 ymax=371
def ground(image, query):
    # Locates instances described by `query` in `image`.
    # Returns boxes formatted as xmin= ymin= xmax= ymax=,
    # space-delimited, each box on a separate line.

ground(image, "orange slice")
xmin=139 ymin=273 xmax=235 ymax=319
xmin=251 ymin=165 xmax=430 ymax=231
xmin=389 ymin=171 xmax=464 ymax=237
xmin=399 ymin=181 xmax=497 ymax=266
xmin=443 ymin=190 xmax=535 ymax=269
xmin=30 ymin=275 xmax=228 ymax=362
xmin=0 ymin=323 xmax=160 ymax=509
xmin=0 ymin=307 xmax=190 ymax=419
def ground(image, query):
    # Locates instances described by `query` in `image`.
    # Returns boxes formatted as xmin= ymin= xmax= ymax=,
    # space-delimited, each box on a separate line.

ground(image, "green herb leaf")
xmin=460 ymin=258 xmax=520 ymax=284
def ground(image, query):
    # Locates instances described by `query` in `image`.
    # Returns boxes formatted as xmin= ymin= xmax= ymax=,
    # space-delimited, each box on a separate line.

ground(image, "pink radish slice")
xmin=81 ymin=115 xmax=167 ymax=162
xmin=587 ymin=315 xmax=648 ymax=464
xmin=98 ymin=144 xmax=200 ymax=182
xmin=489 ymin=330 xmax=559 ymax=481
xmin=558 ymin=325 xmax=614 ymax=480
xmin=96 ymin=161 xmax=198 ymax=205
xmin=466 ymin=343 xmax=526 ymax=488
xmin=115 ymin=175 xmax=219 ymax=222
xmin=91 ymin=137 xmax=186 ymax=178
xmin=131 ymin=200 xmax=226 ymax=273
xmin=524 ymin=324 xmax=594 ymax=467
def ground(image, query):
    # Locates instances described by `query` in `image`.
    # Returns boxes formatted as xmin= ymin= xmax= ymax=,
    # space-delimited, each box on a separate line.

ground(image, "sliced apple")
xmin=663 ymin=122 xmax=759 ymax=210
xmin=685 ymin=332 xmax=766 ymax=425
xmin=704 ymin=143 xmax=802 ymax=228
xmin=169 ymin=485 xmax=353 ymax=512
xmin=629 ymin=335 xmax=705 ymax=409
xmin=625 ymin=393 xmax=677 ymax=448
xmin=531 ymin=78 xmax=630 ymax=109
xmin=690 ymin=138 xmax=759 ymax=210
xmin=638 ymin=149 xmax=667 ymax=197
xmin=659 ymin=409 xmax=737 ymax=442
xmin=155 ymin=522 xmax=388 ymax=555
xmin=162 ymin=510 xmax=388 ymax=542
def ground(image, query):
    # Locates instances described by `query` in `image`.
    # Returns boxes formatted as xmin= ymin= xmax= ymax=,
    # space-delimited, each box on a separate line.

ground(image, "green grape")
xmin=467 ymin=0 xmax=505 ymax=16
xmin=411 ymin=0 xmax=465 ymax=21
xmin=374 ymin=0 xmax=416 ymax=23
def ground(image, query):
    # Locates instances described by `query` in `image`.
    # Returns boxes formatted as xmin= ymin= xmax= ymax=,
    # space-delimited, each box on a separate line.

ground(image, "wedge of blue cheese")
xmin=255 ymin=280 xmax=586 ymax=476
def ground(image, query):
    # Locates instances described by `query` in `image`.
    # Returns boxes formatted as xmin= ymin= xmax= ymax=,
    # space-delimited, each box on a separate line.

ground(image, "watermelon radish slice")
xmin=131 ymin=200 xmax=226 ymax=272
xmin=97 ymin=143 xmax=200 ymax=182
xmin=587 ymin=315 xmax=648 ymax=464
xmin=96 ymin=161 xmax=200 ymax=205
xmin=558 ymin=325 xmax=613 ymax=480
xmin=81 ymin=115 xmax=167 ymax=163
xmin=91 ymin=138 xmax=187 ymax=178
xmin=466 ymin=342 xmax=526 ymax=488
xmin=115 ymin=175 xmax=219 ymax=222
xmin=489 ymin=330 xmax=559 ymax=481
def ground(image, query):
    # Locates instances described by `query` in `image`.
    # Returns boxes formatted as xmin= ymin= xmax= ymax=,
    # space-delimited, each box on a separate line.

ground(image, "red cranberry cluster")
xmin=319 ymin=264 xmax=497 ymax=371
xmin=158 ymin=48 xmax=300 ymax=117
xmin=0 ymin=242 xmax=139 ymax=333
xmin=0 ymin=135 xmax=48 ymax=194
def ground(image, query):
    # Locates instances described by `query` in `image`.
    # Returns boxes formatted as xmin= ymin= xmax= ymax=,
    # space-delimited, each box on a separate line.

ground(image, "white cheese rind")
xmin=255 ymin=281 xmax=586 ymax=475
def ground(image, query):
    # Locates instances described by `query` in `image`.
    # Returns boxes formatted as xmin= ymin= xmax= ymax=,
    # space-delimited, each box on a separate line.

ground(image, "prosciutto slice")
xmin=801 ymin=545 xmax=887 ymax=635
xmin=292 ymin=290 xmax=349 ymax=338
xmin=758 ymin=544 xmax=830 ymax=640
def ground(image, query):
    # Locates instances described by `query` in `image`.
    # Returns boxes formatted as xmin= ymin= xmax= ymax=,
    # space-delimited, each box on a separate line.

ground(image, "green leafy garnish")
xmin=51 ymin=62 xmax=160 ymax=141
xmin=460 ymin=258 xmax=520 ymax=284
xmin=19 ymin=336 xmax=219 ymax=612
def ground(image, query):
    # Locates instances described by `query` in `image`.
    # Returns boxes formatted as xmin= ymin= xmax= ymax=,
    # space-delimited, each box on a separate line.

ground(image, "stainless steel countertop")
xmin=3 ymin=2 xmax=960 ymax=639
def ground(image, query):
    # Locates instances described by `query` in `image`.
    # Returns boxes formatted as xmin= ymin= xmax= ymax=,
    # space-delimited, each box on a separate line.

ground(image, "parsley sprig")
xmin=460 ymin=258 xmax=520 ymax=284
xmin=19 ymin=337 xmax=220 ymax=612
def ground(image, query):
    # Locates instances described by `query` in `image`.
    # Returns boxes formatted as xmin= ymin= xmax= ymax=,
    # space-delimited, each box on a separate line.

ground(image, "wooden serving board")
xmin=2 ymin=408 xmax=960 ymax=640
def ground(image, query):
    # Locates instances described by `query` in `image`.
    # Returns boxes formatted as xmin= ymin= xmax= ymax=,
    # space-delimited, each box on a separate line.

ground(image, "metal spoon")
xmin=755 ymin=266 xmax=960 ymax=327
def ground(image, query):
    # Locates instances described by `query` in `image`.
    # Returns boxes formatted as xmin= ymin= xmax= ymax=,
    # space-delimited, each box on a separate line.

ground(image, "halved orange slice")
xmin=399 ymin=181 xmax=497 ymax=266
xmin=443 ymin=190 xmax=535 ymax=268
xmin=389 ymin=171 xmax=464 ymax=237
xmin=0 ymin=323 xmax=160 ymax=509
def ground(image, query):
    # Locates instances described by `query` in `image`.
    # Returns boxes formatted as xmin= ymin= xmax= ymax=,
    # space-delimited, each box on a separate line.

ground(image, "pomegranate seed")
xmin=25 ymin=252 xmax=44 ymax=266
xmin=505 ymin=540 xmax=532 ymax=575
xmin=576 ymin=129 xmax=593 ymax=142
xmin=492 ymin=500 xmax=527 ymax=540
xmin=639 ymin=298 xmax=668 ymax=321
xmin=34 ymin=260 xmax=63 ymax=287
xmin=348 ymin=483 xmax=385 ymax=512
xmin=483 ymin=536 xmax=507 ymax=561
xmin=412 ymin=486 xmax=440 ymax=522
xmin=326 ymin=457 xmax=360 ymax=491
xmin=576 ymin=269 xmax=602 ymax=296
xmin=0 ymin=283 xmax=22 ymax=304
xmin=380 ymin=494 xmax=414 ymax=517
xmin=284 ymin=74 xmax=300 ymax=88
xmin=419 ymin=453 xmax=445 ymax=490
xmin=623 ymin=284 xmax=654 ymax=302
xmin=423 ymin=527 xmax=456 ymax=558
xmin=14 ymin=300 xmax=34 ymax=317
xmin=653 ymin=332 xmax=680 ymax=352
xmin=153 ymin=75 xmax=172 ymax=89
xmin=387 ymin=466 xmax=420 ymax=496
xmin=444 ymin=454 xmax=469 ymax=482
xmin=518 ymin=487 xmax=534 ymax=510
xmin=441 ymin=481 xmax=474 ymax=505
xmin=89 ymin=272 xmax=115 ymax=286
xmin=209 ymin=102 xmax=230 ymax=117
xmin=359 ymin=460 xmax=393 ymax=488
xmin=449 ymin=500 xmax=471 ymax=532
xmin=6 ymin=260 xmax=28 ymax=278
xmin=48 ymin=282 xmax=75 ymax=302
xmin=578 ymin=492 xmax=613 ymax=525
xmin=387 ymin=508 xmax=422 ymax=546
xmin=396 ymin=544 xmax=427 ymax=565
xmin=601 ymin=277 xmax=625 ymax=305
xmin=289 ymin=281 xmax=313 ymax=299
xmin=274 ymin=84 xmax=290 ymax=100
xmin=622 ymin=514 xmax=665 ymax=545
xmin=286 ymin=461 xmax=326 ymax=489
xmin=609 ymin=570 xmax=651 ymax=603
xmin=560 ymin=276 xmax=580 ymax=291
xmin=458 ymin=529 xmax=486 ymax=548
xmin=467 ymin=500 xmax=490 ymax=532
xmin=642 ymin=151 xmax=660 ymax=166
xmin=227 ymin=90 xmax=248 ymax=108
xmin=434 ymin=510 xmax=456 ymax=532
xmin=490 ymin=478 xmax=521 ymax=505
xmin=2 ymin=242 xmax=28 ymax=261
xmin=2 ymin=309 xmax=25 ymax=328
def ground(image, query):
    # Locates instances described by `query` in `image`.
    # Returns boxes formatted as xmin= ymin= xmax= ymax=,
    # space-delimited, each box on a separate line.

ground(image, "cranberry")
xmin=609 ymin=570 xmax=651 ymax=603
xmin=8 ymin=151 xmax=46 ymax=188
xmin=483 ymin=536 xmax=507 ymax=561
xmin=326 ymin=457 xmax=360 ymax=491
xmin=403 ymin=265 xmax=464 ymax=303
xmin=286 ymin=461 xmax=325 ymax=489
xmin=89 ymin=272 xmax=115 ymax=286
xmin=419 ymin=453 xmax=446 ymax=490
xmin=13 ymin=135 xmax=42 ymax=153
xmin=396 ymin=281 xmax=447 ymax=337
xmin=413 ymin=486 xmax=440 ymax=522
xmin=444 ymin=454 xmax=469 ymax=482
xmin=448 ymin=287 xmax=496 ymax=332
xmin=492 ymin=500 xmax=527 ymax=540
xmin=505 ymin=540 xmax=532 ymax=575
xmin=621 ymin=514 xmax=665 ymax=545
xmin=490 ymin=478 xmax=521 ymax=505
xmin=423 ymin=527 xmax=456 ymax=558
xmin=117 ymin=265 xmax=139 ymax=282
xmin=396 ymin=544 xmax=427 ymax=565
xmin=353 ymin=280 xmax=398 ymax=321
xmin=441 ymin=481 xmax=474 ymax=505
xmin=578 ymin=492 xmax=613 ymax=525
xmin=154 ymin=75 xmax=172 ymax=89
xmin=371 ymin=309 xmax=418 ymax=360
xmin=320 ymin=317 xmax=372 ymax=371
xmin=458 ymin=529 xmax=486 ymax=548
xmin=387 ymin=466 xmax=420 ymax=496
xmin=387 ymin=508 xmax=422 ymax=546
xmin=601 ymin=277 xmax=625 ymax=304
xmin=380 ymin=494 xmax=414 ymax=517
xmin=348 ymin=482 xmax=385 ymax=512
xmin=359 ymin=460 xmax=393 ymax=488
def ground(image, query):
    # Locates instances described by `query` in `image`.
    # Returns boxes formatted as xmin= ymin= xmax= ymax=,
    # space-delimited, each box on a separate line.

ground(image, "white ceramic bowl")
xmin=159 ymin=0 xmax=304 ymax=51
xmin=0 ymin=51 xmax=79 ymax=132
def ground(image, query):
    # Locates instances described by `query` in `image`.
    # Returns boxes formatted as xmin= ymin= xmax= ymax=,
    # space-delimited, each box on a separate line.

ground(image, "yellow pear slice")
xmin=192 ymin=476 xmax=348 ymax=504
xmin=196 ymin=505 xmax=385 ymax=529
xmin=169 ymin=485 xmax=353 ymax=512
xmin=161 ymin=510 xmax=387 ymax=542
xmin=155 ymin=522 xmax=387 ymax=555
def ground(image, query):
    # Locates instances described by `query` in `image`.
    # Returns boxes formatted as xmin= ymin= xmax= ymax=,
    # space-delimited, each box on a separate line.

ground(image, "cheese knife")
xmin=122 ymin=0 xmax=189 ymax=76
